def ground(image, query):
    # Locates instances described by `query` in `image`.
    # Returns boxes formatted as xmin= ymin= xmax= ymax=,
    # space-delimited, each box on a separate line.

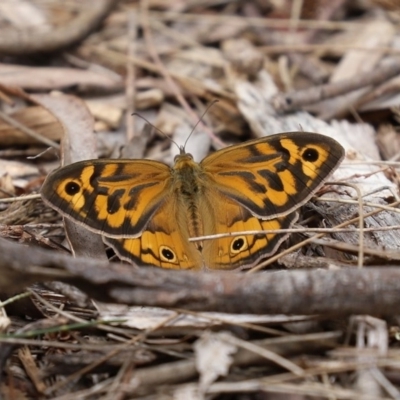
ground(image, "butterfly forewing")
xmin=41 ymin=159 xmax=172 ymax=237
xmin=202 ymin=132 xmax=345 ymax=219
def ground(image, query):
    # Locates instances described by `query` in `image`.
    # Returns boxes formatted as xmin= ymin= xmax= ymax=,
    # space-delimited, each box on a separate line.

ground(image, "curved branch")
xmin=0 ymin=0 xmax=118 ymax=55
xmin=0 ymin=237 xmax=399 ymax=316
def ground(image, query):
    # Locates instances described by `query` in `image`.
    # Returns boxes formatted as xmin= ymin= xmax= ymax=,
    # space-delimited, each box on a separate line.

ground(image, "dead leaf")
xmin=194 ymin=331 xmax=237 ymax=391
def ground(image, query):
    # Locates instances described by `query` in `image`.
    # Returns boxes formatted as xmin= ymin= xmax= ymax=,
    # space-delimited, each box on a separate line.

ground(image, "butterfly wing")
xmin=41 ymin=159 xmax=172 ymax=237
xmin=201 ymin=192 xmax=298 ymax=270
xmin=202 ymin=132 xmax=344 ymax=219
xmin=106 ymin=192 xmax=296 ymax=271
xmin=106 ymin=199 xmax=202 ymax=269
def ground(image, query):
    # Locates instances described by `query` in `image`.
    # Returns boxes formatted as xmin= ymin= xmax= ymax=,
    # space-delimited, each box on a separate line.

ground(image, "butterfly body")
xmin=41 ymin=132 xmax=345 ymax=270
xmin=170 ymin=151 xmax=208 ymax=242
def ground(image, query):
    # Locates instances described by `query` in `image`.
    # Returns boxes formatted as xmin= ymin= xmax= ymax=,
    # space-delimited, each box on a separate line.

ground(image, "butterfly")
xmin=41 ymin=132 xmax=344 ymax=270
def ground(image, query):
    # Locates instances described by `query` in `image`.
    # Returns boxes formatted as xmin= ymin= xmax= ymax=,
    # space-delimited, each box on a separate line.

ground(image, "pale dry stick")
xmin=126 ymin=11 xmax=137 ymax=142
xmin=320 ymin=373 xmax=336 ymax=400
xmin=104 ymin=358 xmax=134 ymax=400
xmin=260 ymin=356 xmax=400 ymax=386
xmin=3 ymin=318 xmax=125 ymax=339
xmin=0 ymin=109 xmax=59 ymax=149
xmin=311 ymin=238 xmax=400 ymax=260
xmin=190 ymin=224 xmax=400 ymax=242
xmin=24 ymin=223 xmax=64 ymax=229
xmin=288 ymin=0 xmax=304 ymax=39
xmin=171 ymin=308 xmax=309 ymax=336
xmin=27 ymin=146 xmax=55 ymax=160
xmin=150 ymin=11 xmax=366 ymax=31
xmin=169 ymin=43 xmax=226 ymax=68
xmin=368 ymin=367 xmax=400 ymax=400
xmin=343 ymin=160 xmax=400 ymax=166
xmin=318 ymin=197 xmax=400 ymax=214
xmin=345 ymin=183 xmax=394 ymax=199
xmin=343 ymin=165 xmax=394 ymax=182
xmin=44 ymin=312 xmax=181 ymax=396
xmin=221 ymin=333 xmax=305 ymax=377
xmin=211 ymin=359 xmax=393 ymax=397
xmin=342 ymin=168 xmax=395 ymax=188
xmin=261 ymin=43 xmax=400 ymax=55
xmin=140 ymin=0 xmax=225 ymax=148
xmin=50 ymin=378 xmax=116 ymax=400
xmin=355 ymin=81 xmax=400 ymax=115
xmin=315 ymin=181 xmax=396 ymax=220
xmin=358 ymin=185 xmax=397 ymax=199
xmin=208 ymin=381 xmax=389 ymax=399
xmin=248 ymin=200 xmax=400 ymax=273
xmin=277 ymin=0 xmax=303 ymax=90
xmin=63 ymin=52 xmax=122 ymax=81
xmin=0 ymin=148 xmax=44 ymax=158
xmin=0 ymin=194 xmax=41 ymax=203
xmin=18 ymin=346 xmax=47 ymax=394
xmin=277 ymin=55 xmax=292 ymax=91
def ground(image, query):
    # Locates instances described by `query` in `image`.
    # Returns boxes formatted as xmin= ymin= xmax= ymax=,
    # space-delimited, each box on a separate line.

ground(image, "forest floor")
xmin=1 ymin=1 xmax=400 ymax=399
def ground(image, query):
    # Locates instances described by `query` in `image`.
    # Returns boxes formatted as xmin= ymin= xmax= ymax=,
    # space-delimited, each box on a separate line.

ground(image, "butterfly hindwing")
xmin=107 ymin=193 xmax=298 ymax=270
xmin=202 ymin=193 xmax=298 ymax=269
xmin=106 ymin=199 xmax=201 ymax=269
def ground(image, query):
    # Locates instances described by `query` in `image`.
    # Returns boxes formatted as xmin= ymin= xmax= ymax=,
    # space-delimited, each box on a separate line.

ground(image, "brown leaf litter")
xmin=1 ymin=0 xmax=400 ymax=398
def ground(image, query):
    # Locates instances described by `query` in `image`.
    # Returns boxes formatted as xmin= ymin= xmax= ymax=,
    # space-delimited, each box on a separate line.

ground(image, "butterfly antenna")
xmin=183 ymin=100 xmax=219 ymax=150
xmin=131 ymin=112 xmax=180 ymax=151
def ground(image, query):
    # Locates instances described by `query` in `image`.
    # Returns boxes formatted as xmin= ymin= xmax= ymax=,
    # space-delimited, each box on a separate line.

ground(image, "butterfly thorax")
xmin=172 ymin=152 xmax=208 ymax=248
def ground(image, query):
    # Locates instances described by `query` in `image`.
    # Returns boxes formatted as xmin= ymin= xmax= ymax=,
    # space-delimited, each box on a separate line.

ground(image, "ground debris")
xmin=1 ymin=1 xmax=400 ymax=399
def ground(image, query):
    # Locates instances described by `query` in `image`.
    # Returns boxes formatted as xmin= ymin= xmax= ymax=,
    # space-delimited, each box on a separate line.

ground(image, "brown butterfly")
xmin=41 ymin=132 xmax=344 ymax=270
